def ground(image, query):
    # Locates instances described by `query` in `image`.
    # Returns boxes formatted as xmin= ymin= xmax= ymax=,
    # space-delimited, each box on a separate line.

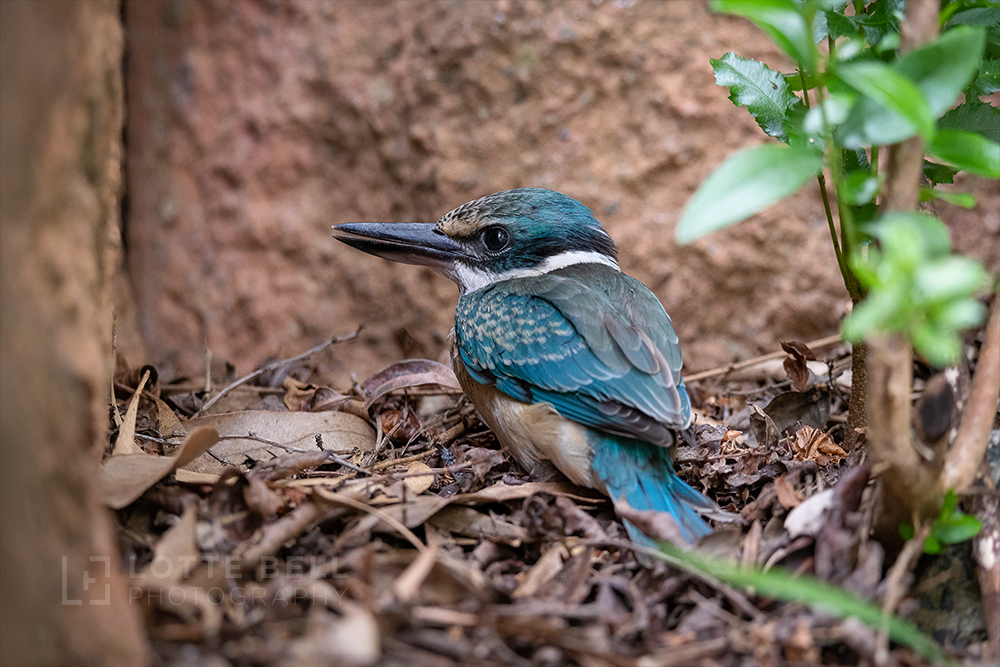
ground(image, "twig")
xmin=370 ymin=448 xmax=438 ymax=472
xmin=236 ymin=500 xmax=344 ymax=571
xmin=877 ymin=521 xmax=931 ymax=666
xmin=683 ymin=334 xmax=842 ymax=383
xmin=284 ymin=461 xmax=472 ymax=488
xmin=194 ymin=326 xmax=361 ymax=416
xmin=939 ymin=293 xmax=1000 ymax=494
xmin=314 ymin=488 xmax=428 ymax=553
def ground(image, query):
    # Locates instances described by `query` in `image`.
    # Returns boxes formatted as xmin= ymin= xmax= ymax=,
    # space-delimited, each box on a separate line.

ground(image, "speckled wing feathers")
xmin=454 ymin=264 xmax=691 ymax=445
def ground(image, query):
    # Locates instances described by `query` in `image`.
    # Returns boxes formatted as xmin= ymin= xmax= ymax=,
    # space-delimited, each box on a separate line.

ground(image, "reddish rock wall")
xmin=124 ymin=0 xmax=999 ymax=380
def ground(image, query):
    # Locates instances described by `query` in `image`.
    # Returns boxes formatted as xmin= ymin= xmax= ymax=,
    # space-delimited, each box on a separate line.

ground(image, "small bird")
xmin=333 ymin=188 xmax=716 ymax=544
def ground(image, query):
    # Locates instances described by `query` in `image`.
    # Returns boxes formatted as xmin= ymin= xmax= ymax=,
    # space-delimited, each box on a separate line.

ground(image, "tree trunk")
xmin=0 ymin=1 xmax=148 ymax=664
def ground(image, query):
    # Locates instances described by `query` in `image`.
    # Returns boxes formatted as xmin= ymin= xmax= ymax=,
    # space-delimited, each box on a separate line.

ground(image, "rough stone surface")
xmin=124 ymin=0 xmax=999 ymax=381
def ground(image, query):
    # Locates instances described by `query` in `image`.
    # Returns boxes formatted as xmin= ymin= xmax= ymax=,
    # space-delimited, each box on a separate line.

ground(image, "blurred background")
xmin=120 ymin=0 xmax=1000 ymax=381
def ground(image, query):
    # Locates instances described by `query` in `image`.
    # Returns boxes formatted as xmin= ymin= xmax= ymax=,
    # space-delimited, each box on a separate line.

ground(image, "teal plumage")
xmin=333 ymin=188 xmax=717 ymax=545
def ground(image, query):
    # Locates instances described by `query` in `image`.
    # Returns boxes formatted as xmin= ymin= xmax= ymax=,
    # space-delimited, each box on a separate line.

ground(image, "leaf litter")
xmin=104 ymin=333 xmax=995 ymax=666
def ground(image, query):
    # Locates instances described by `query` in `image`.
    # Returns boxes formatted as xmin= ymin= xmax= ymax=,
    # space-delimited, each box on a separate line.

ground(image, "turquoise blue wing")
xmin=455 ymin=265 xmax=691 ymax=444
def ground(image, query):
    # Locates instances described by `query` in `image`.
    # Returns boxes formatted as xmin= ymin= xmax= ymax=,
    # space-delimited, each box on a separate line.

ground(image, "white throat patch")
xmin=446 ymin=250 xmax=620 ymax=294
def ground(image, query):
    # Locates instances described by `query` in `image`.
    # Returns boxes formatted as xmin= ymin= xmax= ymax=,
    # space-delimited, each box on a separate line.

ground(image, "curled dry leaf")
xmin=282 ymin=376 xmax=318 ymax=412
xmin=113 ymin=369 xmax=150 ymax=456
xmin=781 ymin=340 xmax=818 ymax=393
xmin=101 ymin=426 xmax=219 ymax=509
xmin=774 ymin=474 xmax=804 ymax=509
xmin=362 ymin=358 xmax=461 ymax=408
xmin=462 ymin=447 xmax=505 ymax=482
xmin=792 ymin=426 xmax=847 ymax=465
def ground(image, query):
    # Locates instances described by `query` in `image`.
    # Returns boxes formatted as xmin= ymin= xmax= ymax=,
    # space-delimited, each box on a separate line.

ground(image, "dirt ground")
xmin=122 ymin=0 xmax=1000 ymax=382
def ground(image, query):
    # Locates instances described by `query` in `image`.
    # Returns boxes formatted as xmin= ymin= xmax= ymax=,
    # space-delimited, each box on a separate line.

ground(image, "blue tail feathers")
xmin=590 ymin=433 xmax=715 ymax=545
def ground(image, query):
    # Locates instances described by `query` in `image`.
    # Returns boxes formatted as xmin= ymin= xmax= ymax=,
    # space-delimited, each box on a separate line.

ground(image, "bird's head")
xmin=333 ymin=188 xmax=619 ymax=293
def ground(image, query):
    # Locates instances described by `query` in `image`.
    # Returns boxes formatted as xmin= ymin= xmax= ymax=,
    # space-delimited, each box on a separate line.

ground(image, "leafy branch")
xmin=677 ymin=0 xmax=998 ymax=541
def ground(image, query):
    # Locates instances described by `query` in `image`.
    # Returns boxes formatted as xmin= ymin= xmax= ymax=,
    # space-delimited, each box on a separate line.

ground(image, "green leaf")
xmin=934 ymin=299 xmax=987 ymax=330
xmin=855 ymin=0 xmax=903 ymax=49
xmin=969 ymin=58 xmax=1000 ymax=97
xmin=928 ymin=489 xmax=984 ymax=548
xmin=677 ymin=144 xmax=821 ymax=243
xmin=928 ymin=129 xmax=1000 ymax=178
xmin=913 ymin=321 xmax=963 ymax=366
xmin=923 ymin=160 xmax=958 ymax=185
xmin=896 ymin=27 xmax=986 ymax=117
xmin=939 ymin=101 xmax=1000 ymax=144
xmin=916 ymin=256 xmax=989 ymax=302
xmin=842 ymin=171 xmax=879 ymax=205
xmin=874 ymin=212 xmax=952 ymax=258
xmin=836 ymin=60 xmax=935 ymax=143
xmin=946 ymin=7 xmax=1000 ymax=55
xmin=838 ymin=27 xmax=988 ymax=148
xmin=920 ymin=187 xmax=976 ymax=208
xmin=802 ymin=93 xmax=853 ymax=136
xmin=934 ymin=514 xmax=983 ymax=545
xmin=899 ymin=522 xmax=915 ymax=541
xmin=712 ymin=53 xmax=802 ymax=142
xmin=922 ymin=533 xmax=944 ymax=554
xmin=712 ymin=0 xmax=818 ymax=72
xmin=824 ymin=9 xmax=860 ymax=40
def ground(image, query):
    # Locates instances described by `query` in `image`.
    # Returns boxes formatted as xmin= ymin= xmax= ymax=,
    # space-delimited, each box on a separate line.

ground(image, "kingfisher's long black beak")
xmin=332 ymin=222 xmax=463 ymax=270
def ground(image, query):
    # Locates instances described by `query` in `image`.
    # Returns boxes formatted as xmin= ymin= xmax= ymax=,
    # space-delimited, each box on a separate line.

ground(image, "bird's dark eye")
xmin=482 ymin=227 xmax=509 ymax=252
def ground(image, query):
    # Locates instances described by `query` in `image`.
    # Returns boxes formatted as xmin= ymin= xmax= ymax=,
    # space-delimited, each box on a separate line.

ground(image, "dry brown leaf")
xmin=138 ymin=505 xmax=198 ymax=587
xmin=427 ymin=506 xmax=528 ymax=546
xmin=153 ymin=395 xmax=185 ymax=439
xmin=452 ymin=481 xmax=604 ymax=506
xmin=101 ymin=426 xmax=219 ymax=509
xmin=360 ymin=494 xmax=453 ymax=532
xmin=282 ymin=603 xmax=381 ymax=667
xmin=391 ymin=532 xmax=440 ymax=603
xmin=781 ymin=340 xmax=817 ymax=393
xmin=792 ymin=426 xmax=847 ymax=465
xmin=244 ymin=476 xmax=286 ymax=521
xmin=282 ymin=376 xmax=317 ymax=412
xmin=113 ymin=369 xmax=149 ymax=455
xmin=512 ymin=540 xmax=578 ymax=599
xmin=614 ymin=498 xmax=689 ymax=546
xmin=182 ymin=410 xmax=376 ymax=473
xmin=174 ymin=469 xmax=220 ymax=485
xmin=785 ymin=488 xmax=836 ymax=539
xmin=403 ymin=461 xmax=434 ymax=495
xmin=774 ymin=474 xmax=804 ymax=509
xmin=362 ymin=358 xmax=461 ymax=408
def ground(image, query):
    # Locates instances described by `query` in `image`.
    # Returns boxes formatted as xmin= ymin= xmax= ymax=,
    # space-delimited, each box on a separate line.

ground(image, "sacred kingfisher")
xmin=333 ymin=188 xmax=716 ymax=544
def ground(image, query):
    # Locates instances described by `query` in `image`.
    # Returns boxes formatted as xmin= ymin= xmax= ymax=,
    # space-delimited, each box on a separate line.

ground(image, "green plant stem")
xmin=871 ymin=145 xmax=879 ymax=177
xmin=813 ymin=58 xmax=867 ymax=451
xmin=798 ymin=70 xmax=846 ymax=275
